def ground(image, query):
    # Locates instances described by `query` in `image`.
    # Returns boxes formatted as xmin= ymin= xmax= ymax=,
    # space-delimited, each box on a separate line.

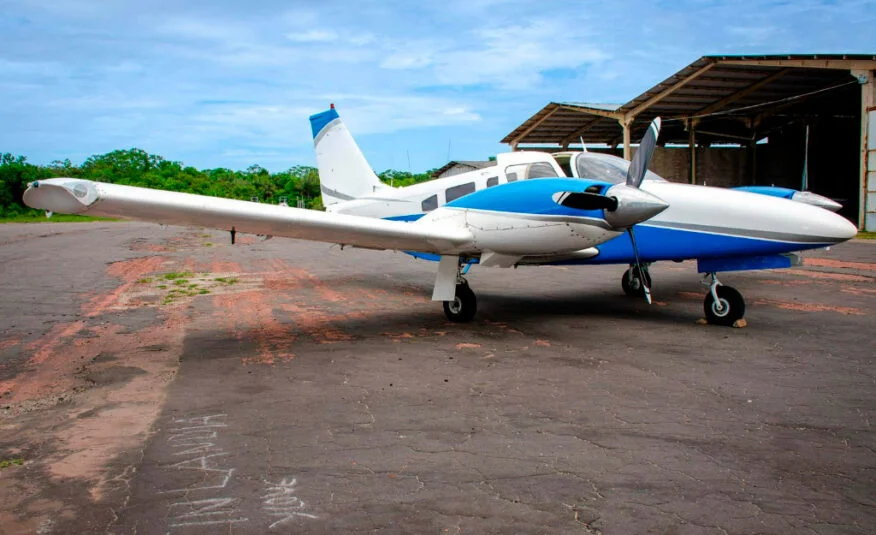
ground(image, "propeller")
xmin=555 ymin=117 xmax=665 ymax=304
xmin=620 ymin=117 xmax=662 ymax=304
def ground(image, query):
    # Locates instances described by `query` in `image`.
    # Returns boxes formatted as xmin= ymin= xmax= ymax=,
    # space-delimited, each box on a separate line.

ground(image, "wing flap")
xmin=23 ymin=178 xmax=473 ymax=254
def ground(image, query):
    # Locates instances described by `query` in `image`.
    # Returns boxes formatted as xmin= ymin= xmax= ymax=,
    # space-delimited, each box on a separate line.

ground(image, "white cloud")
xmin=286 ymin=29 xmax=338 ymax=43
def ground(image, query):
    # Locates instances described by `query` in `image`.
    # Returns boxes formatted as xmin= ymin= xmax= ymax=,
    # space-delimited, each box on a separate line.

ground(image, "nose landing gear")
xmin=621 ymin=265 xmax=652 ymax=297
xmin=702 ymin=272 xmax=745 ymax=326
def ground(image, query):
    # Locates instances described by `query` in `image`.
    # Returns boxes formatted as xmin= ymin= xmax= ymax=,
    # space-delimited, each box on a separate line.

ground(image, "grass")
xmin=173 ymin=279 xmax=190 ymax=286
xmin=0 ymin=458 xmax=24 ymax=469
xmin=162 ymin=271 xmax=193 ymax=281
xmin=214 ymin=277 xmax=238 ymax=285
xmin=0 ymin=214 xmax=116 ymax=223
xmin=137 ymin=277 xmax=153 ymax=284
xmin=856 ymin=231 xmax=876 ymax=240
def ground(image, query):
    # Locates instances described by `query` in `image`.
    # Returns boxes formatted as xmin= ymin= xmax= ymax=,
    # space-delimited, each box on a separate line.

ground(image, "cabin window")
xmin=486 ymin=176 xmax=499 ymax=187
xmin=527 ymin=162 xmax=558 ymax=178
xmin=421 ymin=194 xmax=438 ymax=212
xmin=505 ymin=162 xmax=558 ymax=182
xmin=445 ymin=182 xmax=476 ymax=202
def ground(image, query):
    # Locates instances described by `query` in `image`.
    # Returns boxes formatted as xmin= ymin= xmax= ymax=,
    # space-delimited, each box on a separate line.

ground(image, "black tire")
xmin=703 ymin=285 xmax=745 ymax=326
xmin=621 ymin=266 xmax=652 ymax=297
xmin=443 ymin=284 xmax=477 ymax=323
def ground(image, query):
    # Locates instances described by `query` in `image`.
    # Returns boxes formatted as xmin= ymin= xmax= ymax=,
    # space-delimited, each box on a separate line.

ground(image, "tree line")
xmin=0 ymin=149 xmax=437 ymax=218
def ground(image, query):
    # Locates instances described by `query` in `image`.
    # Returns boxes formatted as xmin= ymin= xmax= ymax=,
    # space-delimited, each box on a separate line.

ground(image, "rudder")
xmin=309 ymin=105 xmax=389 ymax=206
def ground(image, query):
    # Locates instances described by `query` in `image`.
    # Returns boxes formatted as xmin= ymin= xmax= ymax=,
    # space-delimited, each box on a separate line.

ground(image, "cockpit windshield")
xmin=574 ymin=153 xmax=666 ymax=184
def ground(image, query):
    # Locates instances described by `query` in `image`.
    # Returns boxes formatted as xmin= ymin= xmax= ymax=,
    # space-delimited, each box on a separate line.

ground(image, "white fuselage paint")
xmin=333 ymin=151 xmax=857 ymax=248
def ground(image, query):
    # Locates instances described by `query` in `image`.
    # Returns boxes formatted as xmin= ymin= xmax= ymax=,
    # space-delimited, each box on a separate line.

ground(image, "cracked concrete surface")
xmin=0 ymin=222 xmax=874 ymax=534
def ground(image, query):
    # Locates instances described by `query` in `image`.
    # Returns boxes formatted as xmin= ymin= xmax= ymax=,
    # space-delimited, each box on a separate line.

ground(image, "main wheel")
xmin=703 ymin=285 xmax=745 ymax=326
xmin=621 ymin=266 xmax=652 ymax=297
xmin=443 ymin=283 xmax=477 ymax=323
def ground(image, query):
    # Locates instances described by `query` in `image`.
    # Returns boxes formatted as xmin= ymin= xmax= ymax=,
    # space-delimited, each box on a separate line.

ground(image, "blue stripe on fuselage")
xmin=554 ymin=224 xmax=831 ymax=265
xmin=732 ymin=186 xmax=796 ymax=200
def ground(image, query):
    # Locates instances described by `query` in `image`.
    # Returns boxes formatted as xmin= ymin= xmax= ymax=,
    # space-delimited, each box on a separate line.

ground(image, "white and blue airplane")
xmin=23 ymin=105 xmax=857 ymax=326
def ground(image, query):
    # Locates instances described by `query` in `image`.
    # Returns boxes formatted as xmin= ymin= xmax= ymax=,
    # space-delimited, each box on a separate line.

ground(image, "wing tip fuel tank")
xmin=23 ymin=178 xmax=99 ymax=214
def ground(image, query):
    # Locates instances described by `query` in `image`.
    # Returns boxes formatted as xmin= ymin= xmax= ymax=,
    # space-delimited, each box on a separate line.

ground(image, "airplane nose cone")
xmin=604 ymin=184 xmax=669 ymax=228
xmin=23 ymin=178 xmax=99 ymax=214
xmin=822 ymin=211 xmax=858 ymax=243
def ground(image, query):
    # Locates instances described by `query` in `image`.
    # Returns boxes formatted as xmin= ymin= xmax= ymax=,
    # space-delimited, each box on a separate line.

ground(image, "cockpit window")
xmin=574 ymin=154 xmax=666 ymax=184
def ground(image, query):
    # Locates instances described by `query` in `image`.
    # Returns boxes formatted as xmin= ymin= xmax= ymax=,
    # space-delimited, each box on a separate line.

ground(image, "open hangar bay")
xmin=502 ymin=55 xmax=876 ymax=230
xmin=0 ymin=222 xmax=873 ymax=534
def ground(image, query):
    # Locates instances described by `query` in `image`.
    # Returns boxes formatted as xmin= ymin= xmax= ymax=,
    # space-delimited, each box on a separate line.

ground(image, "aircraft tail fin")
xmin=309 ymin=105 xmax=389 ymax=206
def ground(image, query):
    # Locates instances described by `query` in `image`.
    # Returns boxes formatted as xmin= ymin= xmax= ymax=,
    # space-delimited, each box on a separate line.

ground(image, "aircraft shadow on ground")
xmin=177 ymin=276 xmax=704 ymax=363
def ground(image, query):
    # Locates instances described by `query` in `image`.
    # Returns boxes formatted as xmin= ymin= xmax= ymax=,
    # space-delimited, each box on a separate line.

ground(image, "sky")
xmin=1 ymin=0 xmax=875 ymax=173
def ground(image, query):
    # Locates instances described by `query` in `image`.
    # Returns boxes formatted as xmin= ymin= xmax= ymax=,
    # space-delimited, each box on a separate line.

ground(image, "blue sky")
xmin=1 ymin=0 xmax=874 ymax=172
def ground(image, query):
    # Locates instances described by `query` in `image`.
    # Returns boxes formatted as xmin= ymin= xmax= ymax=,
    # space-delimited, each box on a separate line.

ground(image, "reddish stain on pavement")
xmin=279 ymin=303 xmax=355 ymax=344
xmin=790 ymin=270 xmax=870 ymax=282
xmin=804 ymin=258 xmax=876 ymax=271
xmin=840 ymin=286 xmax=876 ymax=296
xmin=753 ymin=298 xmax=865 ymax=315
xmin=85 ymin=256 xmax=166 ymax=317
xmin=534 ymin=339 xmax=552 ymax=347
xmin=212 ymin=291 xmax=295 ymax=365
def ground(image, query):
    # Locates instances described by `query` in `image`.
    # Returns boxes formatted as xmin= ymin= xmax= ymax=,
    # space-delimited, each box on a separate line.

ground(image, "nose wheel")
xmin=443 ymin=281 xmax=477 ymax=323
xmin=621 ymin=265 xmax=652 ymax=297
xmin=702 ymin=273 xmax=745 ymax=326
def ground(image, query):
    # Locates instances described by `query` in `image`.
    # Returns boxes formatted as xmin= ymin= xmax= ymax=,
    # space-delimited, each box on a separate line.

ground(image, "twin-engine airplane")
xmin=24 ymin=106 xmax=857 ymax=326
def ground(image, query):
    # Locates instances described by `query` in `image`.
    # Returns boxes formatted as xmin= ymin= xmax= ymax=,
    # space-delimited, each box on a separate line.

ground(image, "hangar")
xmin=502 ymin=55 xmax=876 ymax=229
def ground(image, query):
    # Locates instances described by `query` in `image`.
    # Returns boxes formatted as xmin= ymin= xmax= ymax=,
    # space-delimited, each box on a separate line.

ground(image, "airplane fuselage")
xmin=326 ymin=151 xmax=855 ymax=267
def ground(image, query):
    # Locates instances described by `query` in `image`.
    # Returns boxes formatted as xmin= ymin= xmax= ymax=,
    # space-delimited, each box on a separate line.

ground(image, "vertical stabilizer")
xmin=309 ymin=105 xmax=389 ymax=206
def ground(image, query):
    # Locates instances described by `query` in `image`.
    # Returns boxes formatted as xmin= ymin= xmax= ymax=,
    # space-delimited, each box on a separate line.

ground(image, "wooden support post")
xmin=749 ymin=139 xmax=757 ymax=185
xmin=688 ymin=122 xmax=697 ymax=185
xmin=854 ymin=70 xmax=876 ymax=230
xmin=621 ymin=119 xmax=632 ymax=160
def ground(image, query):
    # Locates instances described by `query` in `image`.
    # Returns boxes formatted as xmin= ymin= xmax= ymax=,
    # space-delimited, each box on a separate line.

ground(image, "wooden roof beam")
xmin=560 ymin=116 xmax=605 ymax=146
xmin=507 ymin=105 xmax=560 ymax=146
xmin=694 ymin=68 xmax=792 ymax=117
xmin=624 ymin=61 xmax=716 ymax=121
xmin=718 ymin=58 xmax=876 ymax=70
xmin=556 ymin=104 xmax=623 ymax=120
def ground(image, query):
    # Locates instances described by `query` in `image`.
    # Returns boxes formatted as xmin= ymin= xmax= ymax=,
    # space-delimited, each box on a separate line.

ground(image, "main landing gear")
xmin=702 ymin=272 xmax=745 ymax=326
xmin=443 ymin=264 xmax=477 ymax=323
xmin=444 ymin=280 xmax=477 ymax=323
xmin=620 ymin=267 xmax=746 ymax=326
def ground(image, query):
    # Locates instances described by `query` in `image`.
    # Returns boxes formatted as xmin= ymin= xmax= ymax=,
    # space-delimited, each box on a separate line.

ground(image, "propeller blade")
xmin=554 ymin=191 xmax=618 ymax=211
xmin=625 ymin=117 xmax=661 ymax=189
xmin=627 ymin=227 xmax=651 ymax=305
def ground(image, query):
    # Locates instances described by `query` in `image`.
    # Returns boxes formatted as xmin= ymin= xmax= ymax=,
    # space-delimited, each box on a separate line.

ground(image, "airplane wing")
xmin=23 ymin=178 xmax=473 ymax=254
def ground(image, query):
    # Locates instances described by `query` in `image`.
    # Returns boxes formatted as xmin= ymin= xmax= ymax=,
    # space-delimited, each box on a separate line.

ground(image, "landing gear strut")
xmin=443 ymin=264 xmax=477 ymax=323
xmin=621 ymin=265 xmax=652 ymax=297
xmin=702 ymin=272 xmax=745 ymax=326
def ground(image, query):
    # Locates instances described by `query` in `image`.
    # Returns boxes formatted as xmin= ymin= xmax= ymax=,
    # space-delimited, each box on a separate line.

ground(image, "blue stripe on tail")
xmin=309 ymin=108 xmax=340 ymax=139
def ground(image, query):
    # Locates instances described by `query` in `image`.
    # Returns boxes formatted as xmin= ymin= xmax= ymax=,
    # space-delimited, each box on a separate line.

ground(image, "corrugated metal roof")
xmin=431 ymin=160 xmax=495 ymax=178
xmin=502 ymin=54 xmax=876 ymax=147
